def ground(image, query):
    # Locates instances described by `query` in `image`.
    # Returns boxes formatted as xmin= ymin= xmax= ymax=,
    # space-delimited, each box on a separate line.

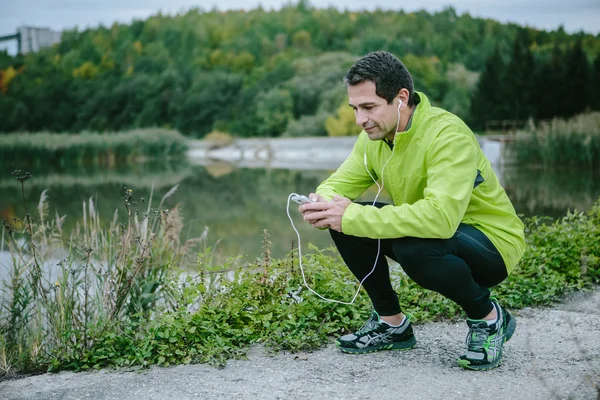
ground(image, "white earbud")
xmin=398 ymin=98 xmax=403 ymax=111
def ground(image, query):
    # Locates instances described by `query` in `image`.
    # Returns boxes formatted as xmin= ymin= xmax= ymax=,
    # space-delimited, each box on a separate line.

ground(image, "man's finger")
xmin=302 ymin=201 xmax=331 ymax=212
xmin=304 ymin=210 xmax=328 ymax=222
xmin=312 ymin=218 xmax=330 ymax=229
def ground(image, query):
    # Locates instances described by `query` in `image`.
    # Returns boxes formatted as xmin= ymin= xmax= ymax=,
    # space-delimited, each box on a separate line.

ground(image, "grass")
xmin=0 ymin=162 xmax=193 ymax=190
xmin=0 ymin=171 xmax=599 ymax=379
xmin=0 ymin=129 xmax=189 ymax=167
xmin=0 ymin=171 xmax=206 ymax=378
xmin=510 ymin=112 xmax=600 ymax=168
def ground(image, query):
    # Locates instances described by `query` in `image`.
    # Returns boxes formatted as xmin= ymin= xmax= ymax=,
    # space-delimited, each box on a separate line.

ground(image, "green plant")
xmin=0 ymin=172 xmax=205 ymax=377
xmin=497 ymin=207 xmax=600 ymax=307
xmin=0 ymin=129 xmax=189 ymax=167
xmin=2 ymin=170 xmax=599 ymax=378
xmin=511 ymin=112 xmax=600 ymax=168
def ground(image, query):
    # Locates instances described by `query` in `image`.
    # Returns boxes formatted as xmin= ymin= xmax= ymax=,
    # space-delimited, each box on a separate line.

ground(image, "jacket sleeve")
xmin=315 ymin=133 xmax=377 ymax=201
xmin=341 ymin=130 xmax=478 ymax=239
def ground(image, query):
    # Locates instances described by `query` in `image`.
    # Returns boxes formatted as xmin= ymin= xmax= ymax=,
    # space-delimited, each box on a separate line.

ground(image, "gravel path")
xmin=2 ymin=288 xmax=599 ymax=400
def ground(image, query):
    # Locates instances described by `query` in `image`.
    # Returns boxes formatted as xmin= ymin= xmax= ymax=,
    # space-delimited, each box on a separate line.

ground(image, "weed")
xmin=1 ymin=171 xmax=599 ymax=378
xmin=0 ymin=129 xmax=189 ymax=167
xmin=511 ymin=112 xmax=600 ymax=168
xmin=0 ymin=172 xmax=205 ymax=377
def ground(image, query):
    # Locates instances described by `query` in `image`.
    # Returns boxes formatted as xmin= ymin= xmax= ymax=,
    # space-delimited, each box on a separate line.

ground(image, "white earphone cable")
xmin=286 ymin=99 xmax=403 ymax=304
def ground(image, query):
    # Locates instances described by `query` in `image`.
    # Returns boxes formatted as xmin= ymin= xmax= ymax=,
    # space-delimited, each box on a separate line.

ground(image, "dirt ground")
xmin=1 ymin=288 xmax=599 ymax=400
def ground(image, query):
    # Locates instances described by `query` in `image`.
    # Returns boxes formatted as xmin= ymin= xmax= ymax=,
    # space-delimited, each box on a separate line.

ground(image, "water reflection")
xmin=501 ymin=166 xmax=600 ymax=219
xmin=0 ymin=162 xmax=335 ymax=263
xmin=1 ymin=142 xmax=599 ymax=262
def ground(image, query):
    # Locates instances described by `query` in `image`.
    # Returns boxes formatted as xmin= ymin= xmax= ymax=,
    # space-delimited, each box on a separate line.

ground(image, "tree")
xmin=501 ymin=29 xmax=536 ymax=121
xmin=468 ymin=45 xmax=505 ymax=130
xmin=532 ymin=43 xmax=567 ymax=120
xmin=592 ymin=54 xmax=600 ymax=111
xmin=255 ymin=88 xmax=294 ymax=137
xmin=441 ymin=63 xmax=478 ymax=120
xmin=1 ymin=7 xmax=599 ymax=135
xmin=325 ymin=101 xmax=357 ymax=136
xmin=175 ymin=72 xmax=243 ymax=137
xmin=564 ymin=39 xmax=590 ymax=117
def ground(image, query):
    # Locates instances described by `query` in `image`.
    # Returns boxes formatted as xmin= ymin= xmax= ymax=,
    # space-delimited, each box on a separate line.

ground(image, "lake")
xmin=1 ymin=137 xmax=599 ymax=265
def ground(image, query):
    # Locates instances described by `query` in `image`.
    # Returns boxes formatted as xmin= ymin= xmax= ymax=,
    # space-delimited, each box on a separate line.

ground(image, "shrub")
xmin=511 ymin=112 xmax=600 ymax=168
xmin=2 ymin=170 xmax=599 ymax=377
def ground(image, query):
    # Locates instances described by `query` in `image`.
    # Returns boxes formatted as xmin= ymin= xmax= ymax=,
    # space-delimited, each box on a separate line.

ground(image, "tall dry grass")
xmin=0 ymin=172 xmax=205 ymax=378
xmin=511 ymin=112 xmax=600 ymax=168
xmin=0 ymin=129 xmax=189 ymax=167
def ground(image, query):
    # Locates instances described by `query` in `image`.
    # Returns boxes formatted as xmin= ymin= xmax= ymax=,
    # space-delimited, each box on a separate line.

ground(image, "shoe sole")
xmin=457 ymin=353 xmax=502 ymax=371
xmin=458 ymin=312 xmax=517 ymax=371
xmin=336 ymin=337 xmax=417 ymax=354
xmin=505 ymin=311 xmax=517 ymax=343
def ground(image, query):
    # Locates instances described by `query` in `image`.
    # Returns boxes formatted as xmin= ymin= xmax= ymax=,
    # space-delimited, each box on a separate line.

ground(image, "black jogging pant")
xmin=329 ymin=202 xmax=508 ymax=319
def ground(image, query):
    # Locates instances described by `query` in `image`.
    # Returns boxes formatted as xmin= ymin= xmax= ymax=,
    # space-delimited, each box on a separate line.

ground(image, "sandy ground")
xmin=1 ymin=287 xmax=599 ymax=400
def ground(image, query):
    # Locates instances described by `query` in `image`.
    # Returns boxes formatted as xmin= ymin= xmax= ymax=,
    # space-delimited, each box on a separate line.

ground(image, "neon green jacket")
xmin=316 ymin=92 xmax=525 ymax=273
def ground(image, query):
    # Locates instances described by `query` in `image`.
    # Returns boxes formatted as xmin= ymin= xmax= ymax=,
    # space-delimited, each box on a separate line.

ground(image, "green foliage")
xmin=0 ymin=175 xmax=206 ymax=378
xmin=510 ymin=112 xmax=600 ymax=167
xmin=325 ymin=101 xmax=357 ymax=136
xmin=500 ymin=29 xmax=536 ymax=121
xmin=592 ymin=54 xmax=600 ymax=111
xmin=282 ymin=111 xmax=329 ymax=137
xmin=497 ymin=207 xmax=600 ymax=307
xmin=1 ymin=6 xmax=599 ymax=136
xmin=0 ymin=129 xmax=189 ymax=166
xmin=468 ymin=46 xmax=504 ymax=129
xmin=2 ymin=171 xmax=600 ymax=377
xmin=254 ymin=88 xmax=294 ymax=137
xmin=532 ymin=43 xmax=568 ymax=121
xmin=564 ymin=39 xmax=592 ymax=118
xmin=3 ymin=188 xmax=600 ymax=375
xmin=441 ymin=63 xmax=479 ymax=118
xmin=470 ymin=30 xmax=600 ymax=130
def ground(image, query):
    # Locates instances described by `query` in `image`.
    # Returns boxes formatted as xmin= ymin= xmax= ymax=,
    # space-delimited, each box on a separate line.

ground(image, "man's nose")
xmin=355 ymin=110 xmax=367 ymax=126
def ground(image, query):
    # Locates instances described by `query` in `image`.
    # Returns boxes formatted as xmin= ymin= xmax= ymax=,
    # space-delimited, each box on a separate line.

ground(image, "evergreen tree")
xmin=0 ymin=8 xmax=599 ymax=135
xmin=592 ymin=54 xmax=600 ymax=111
xmin=533 ymin=44 xmax=567 ymax=120
xmin=501 ymin=28 xmax=536 ymax=122
xmin=468 ymin=45 xmax=505 ymax=130
xmin=563 ymin=39 xmax=590 ymax=117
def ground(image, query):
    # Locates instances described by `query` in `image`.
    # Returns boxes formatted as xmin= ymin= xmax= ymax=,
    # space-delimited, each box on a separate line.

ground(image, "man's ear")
xmin=396 ymin=88 xmax=410 ymax=105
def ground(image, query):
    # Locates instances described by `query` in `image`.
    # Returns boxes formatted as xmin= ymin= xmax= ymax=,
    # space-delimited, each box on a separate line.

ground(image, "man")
xmin=300 ymin=51 xmax=525 ymax=371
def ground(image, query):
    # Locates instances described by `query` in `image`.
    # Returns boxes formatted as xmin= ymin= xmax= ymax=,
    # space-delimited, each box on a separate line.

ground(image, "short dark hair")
xmin=344 ymin=51 xmax=415 ymax=106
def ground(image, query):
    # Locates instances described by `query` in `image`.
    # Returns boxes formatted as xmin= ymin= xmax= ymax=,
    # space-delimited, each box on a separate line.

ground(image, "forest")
xmin=1 ymin=1 xmax=599 ymax=137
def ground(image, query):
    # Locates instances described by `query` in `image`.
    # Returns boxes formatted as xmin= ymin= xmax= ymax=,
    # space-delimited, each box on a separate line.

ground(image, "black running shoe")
xmin=336 ymin=311 xmax=417 ymax=354
xmin=458 ymin=299 xmax=517 ymax=371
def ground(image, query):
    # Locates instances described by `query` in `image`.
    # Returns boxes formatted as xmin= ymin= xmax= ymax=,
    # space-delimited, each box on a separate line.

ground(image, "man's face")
xmin=348 ymin=81 xmax=398 ymax=141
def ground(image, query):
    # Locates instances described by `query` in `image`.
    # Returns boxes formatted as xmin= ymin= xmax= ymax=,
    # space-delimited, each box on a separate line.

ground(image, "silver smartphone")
xmin=291 ymin=194 xmax=314 ymax=205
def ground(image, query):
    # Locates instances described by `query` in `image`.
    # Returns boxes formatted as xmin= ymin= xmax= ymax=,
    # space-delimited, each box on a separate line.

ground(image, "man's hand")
xmin=300 ymin=194 xmax=352 ymax=232
xmin=298 ymin=193 xmax=326 ymax=223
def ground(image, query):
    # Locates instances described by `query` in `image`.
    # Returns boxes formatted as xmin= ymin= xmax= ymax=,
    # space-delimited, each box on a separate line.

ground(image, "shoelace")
xmin=357 ymin=315 xmax=381 ymax=335
xmin=466 ymin=324 xmax=490 ymax=350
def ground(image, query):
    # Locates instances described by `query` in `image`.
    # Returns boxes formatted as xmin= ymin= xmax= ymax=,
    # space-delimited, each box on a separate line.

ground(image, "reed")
xmin=0 ymin=173 xmax=205 ymax=378
xmin=1 ymin=172 xmax=599 ymax=377
xmin=0 ymin=129 xmax=189 ymax=166
xmin=0 ymin=163 xmax=193 ymax=190
xmin=511 ymin=112 xmax=600 ymax=168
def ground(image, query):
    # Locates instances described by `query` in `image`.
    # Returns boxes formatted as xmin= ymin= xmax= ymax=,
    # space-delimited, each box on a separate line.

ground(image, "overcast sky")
xmin=1 ymin=0 xmax=599 ymax=53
